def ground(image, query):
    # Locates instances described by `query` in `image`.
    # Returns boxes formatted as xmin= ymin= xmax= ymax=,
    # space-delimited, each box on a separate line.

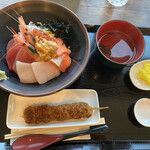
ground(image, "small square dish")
xmin=6 ymin=89 xmax=100 ymax=129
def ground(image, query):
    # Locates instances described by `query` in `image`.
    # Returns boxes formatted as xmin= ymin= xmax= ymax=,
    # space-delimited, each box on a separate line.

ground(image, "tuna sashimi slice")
xmin=16 ymin=61 xmax=37 ymax=83
xmin=6 ymin=39 xmax=15 ymax=51
xmin=6 ymin=39 xmax=21 ymax=70
xmin=13 ymin=47 xmax=36 ymax=73
xmin=32 ymin=62 xmax=61 ymax=84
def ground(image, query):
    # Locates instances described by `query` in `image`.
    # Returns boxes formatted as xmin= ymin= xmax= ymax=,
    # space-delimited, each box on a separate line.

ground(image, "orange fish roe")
xmin=32 ymin=29 xmax=71 ymax=57
xmin=32 ymin=29 xmax=56 ymax=42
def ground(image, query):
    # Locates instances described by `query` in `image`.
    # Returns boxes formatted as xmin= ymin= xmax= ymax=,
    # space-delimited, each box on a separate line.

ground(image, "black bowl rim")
xmin=0 ymin=0 xmax=90 ymax=97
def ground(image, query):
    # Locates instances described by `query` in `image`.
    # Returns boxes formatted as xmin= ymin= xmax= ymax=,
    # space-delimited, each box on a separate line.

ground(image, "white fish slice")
xmin=32 ymin=62 xmax=61 ymax=84
xmin=16 ymin=61 xmax=37 ymax=83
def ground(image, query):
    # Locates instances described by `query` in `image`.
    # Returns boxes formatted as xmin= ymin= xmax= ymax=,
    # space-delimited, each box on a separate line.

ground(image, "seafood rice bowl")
xmin=0 ymin=1 xmax=90 ymax=96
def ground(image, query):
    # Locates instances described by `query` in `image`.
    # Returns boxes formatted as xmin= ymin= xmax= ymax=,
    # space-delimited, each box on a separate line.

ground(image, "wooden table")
xmin=0 ymin=0 xmax=150 ymax=149
xmin=77 ymin=0 xmax=150 ymax=28
xmin=1 ymin=0 xmax=150 ymax=28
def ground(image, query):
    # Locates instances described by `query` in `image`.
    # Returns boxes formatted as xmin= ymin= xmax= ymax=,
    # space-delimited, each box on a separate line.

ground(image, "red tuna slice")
xmin=7 ymin=38 xmax=20 ymax=52
xmin=13 ymin=47 xmax=36 ymax=73
xmin=55 ymin=38 xmax=71 ymax=56
xmin=6 ymin=39 xmax=21 ymax=70
xmin=6 ymin=39 xmax=15 ymax=51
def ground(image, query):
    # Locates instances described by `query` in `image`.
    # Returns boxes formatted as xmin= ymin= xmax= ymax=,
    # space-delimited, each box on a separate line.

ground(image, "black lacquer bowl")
xmin=0 ymin=0 xmax=90 ymax=96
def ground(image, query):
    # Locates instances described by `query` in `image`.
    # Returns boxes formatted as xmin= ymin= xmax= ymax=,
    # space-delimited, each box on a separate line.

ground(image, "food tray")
xmin=1 ymin=25 xmax=150 ymax=142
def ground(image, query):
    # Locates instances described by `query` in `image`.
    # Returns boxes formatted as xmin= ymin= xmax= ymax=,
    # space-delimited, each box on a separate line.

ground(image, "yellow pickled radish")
xmin=136 ymin=63 xmax=150 ymax=86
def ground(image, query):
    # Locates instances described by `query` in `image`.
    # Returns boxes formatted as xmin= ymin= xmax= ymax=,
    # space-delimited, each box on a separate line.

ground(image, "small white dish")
xmin=134 ymin=98 xmax=150 ymax=127
xmin=129 ymin=60 xmax=150 ymax=91
xmin=6 ymin=89 xmax=100 ymax=129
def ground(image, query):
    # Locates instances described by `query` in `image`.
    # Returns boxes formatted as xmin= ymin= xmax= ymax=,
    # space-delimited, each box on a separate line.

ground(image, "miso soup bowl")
xmin=96 ymin=20 xmax=145 ymax=69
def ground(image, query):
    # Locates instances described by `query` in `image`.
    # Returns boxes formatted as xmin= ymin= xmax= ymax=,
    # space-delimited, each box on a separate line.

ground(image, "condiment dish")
xmin=134 ymin=98 xmax=150 ymax=127
xmin=129 ymin=60 xmax=150 ymax=90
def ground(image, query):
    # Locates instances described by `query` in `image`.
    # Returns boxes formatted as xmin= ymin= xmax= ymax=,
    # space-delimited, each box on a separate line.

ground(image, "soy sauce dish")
xmin=134 ymin=98 xmax=150 ymax=127
xmin=129 ymin=60 xmax=150 ymax=91
xmin=96 ymin=20 xmax=145 ymax=69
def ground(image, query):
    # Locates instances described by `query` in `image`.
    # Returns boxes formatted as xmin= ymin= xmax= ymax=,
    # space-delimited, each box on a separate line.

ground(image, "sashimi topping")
xmin=18 ymin=16 xmax=35 ymax=46
xmin=6 ymin=40 xmax=21 ymax=70
xmin=16 ymin=61 xmax=37 ymax=83
xmin=55 ymin=38 xmax=71 ymax=56
xmin=35 ymin=37 xmax=58 ymax=61
xmin=13 ymin=47 xmax=36 ymax=73
xmin=6 ymin=16 xmax=72 ymax=84
xmin=59 ymin=53 xmax=71 ymax=72
xmin=31 ymin=62 xmax=61 ymax=84
xmin=50 ymin=53 xmax=71 ymax=72
xmin=6 ymin=39 xmax=15 ymax=51
xmin=32 ymin=29 xmax=71 ymax=56
xmin=16 ymin=61 xmax=61 ymax=84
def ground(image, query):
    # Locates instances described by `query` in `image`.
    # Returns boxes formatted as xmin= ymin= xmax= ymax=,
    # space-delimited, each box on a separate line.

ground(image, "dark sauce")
xmin=98 ymin=31 xmax=136 ymax=63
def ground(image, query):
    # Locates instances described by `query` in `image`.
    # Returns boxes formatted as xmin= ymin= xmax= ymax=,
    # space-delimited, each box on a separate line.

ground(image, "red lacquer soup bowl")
xmin=96 ymin=20 xmax=145 ymax=69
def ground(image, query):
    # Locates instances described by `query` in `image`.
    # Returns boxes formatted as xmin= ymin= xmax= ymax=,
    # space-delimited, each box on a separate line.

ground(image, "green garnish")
xmin=0 ymin=70 xmax=7 ymax=81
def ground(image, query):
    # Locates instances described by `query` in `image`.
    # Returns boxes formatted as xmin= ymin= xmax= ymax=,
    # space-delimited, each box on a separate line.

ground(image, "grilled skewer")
xmin=23 ymin=102 xmax=108 ymax=124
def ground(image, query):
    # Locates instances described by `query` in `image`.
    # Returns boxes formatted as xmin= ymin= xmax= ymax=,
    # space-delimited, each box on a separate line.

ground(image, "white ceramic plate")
xmin=6 ymin=89 xmax=100 ymax=129
xmin=129 ymin=60 xmax=150 ymax=91
xmin=134 ymin=98 xmax=150 ymax=127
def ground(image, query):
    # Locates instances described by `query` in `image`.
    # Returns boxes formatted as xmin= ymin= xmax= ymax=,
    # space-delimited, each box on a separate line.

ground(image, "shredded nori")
xmin=43 ymin=20 xmax=71 ymax=42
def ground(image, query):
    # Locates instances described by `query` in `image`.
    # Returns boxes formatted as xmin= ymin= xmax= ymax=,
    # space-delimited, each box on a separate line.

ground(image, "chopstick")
xmin=5 ymin=117 xmax=105 ymax=140
xmin=5 ymin=128 xmax=53 ymax=140
xmin=5 ymin=107 xmax=109 ymax=140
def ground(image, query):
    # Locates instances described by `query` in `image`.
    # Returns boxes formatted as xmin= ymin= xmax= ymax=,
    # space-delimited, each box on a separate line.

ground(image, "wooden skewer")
xmin=93 ymin=106 xmax=109 ymax=110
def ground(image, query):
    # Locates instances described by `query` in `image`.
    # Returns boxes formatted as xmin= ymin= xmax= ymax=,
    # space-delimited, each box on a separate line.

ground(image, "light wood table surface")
xmin=77 ymin=0 xmax=150 ymax=28
xmin=0 ymin=0 xmax=150 ymax=28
